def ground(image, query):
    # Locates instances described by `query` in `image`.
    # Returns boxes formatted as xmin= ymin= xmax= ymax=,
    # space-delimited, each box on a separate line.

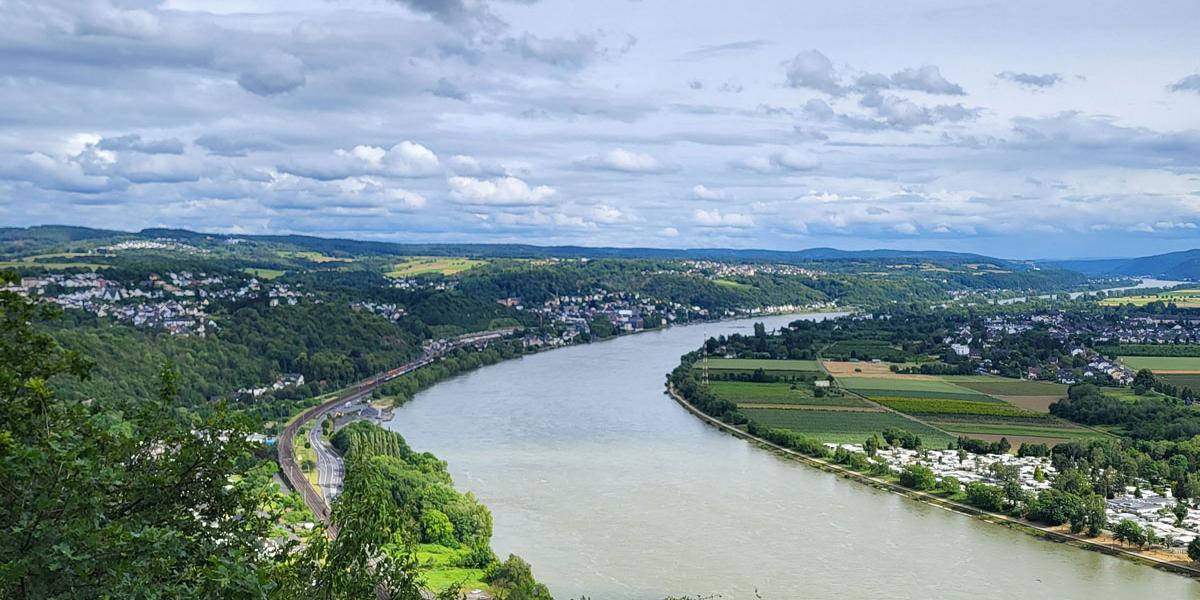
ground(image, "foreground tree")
xmin=0 ymin=274 xmax=428 ymax=598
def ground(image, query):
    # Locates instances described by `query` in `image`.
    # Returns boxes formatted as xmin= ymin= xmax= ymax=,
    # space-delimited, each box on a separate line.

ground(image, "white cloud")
xmin=735 ymin=151 xmax=821 ymax=173
xmin=691 ymin=184 xmax=728 ymax=200
xmin=447 ymin=175 xmax=556 ymax=205
xmin=693 ymin=208 xmax=754 ymax=227
xmin=577 ymin=148 xmax=673 ymax=173
xmin=659 ymin=226 xmax=680 ymax=237
xmin=590 ymin=204 xmax=625 ymax=223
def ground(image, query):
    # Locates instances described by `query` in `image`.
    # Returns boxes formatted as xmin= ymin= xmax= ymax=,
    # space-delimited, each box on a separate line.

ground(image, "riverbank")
xmin=666 ymin=384 xmax=1200 ymax=579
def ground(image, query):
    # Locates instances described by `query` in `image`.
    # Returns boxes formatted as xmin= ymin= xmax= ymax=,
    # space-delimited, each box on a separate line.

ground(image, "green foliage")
xmin=1113 ymin=519 xmax=1147 ymax=547
xmin=963 ymin=482 xmax=1007 ymax=512
xmin=485 ymin=555 xmax=553 ymax=600
xmin=0 ymin=279 xmax=287 ymax=597
xmin=1051 ymin=383 xmax=1200 ymax=440
xmin=898 ymin=464 xmax=937 ymax=490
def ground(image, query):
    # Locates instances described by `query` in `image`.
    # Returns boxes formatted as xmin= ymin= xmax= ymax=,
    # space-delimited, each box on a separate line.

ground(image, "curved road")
xmin=276 ymin=328 xmax=516 ymax=528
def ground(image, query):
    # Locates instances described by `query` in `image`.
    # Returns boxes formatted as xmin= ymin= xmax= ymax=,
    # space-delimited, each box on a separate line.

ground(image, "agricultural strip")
xmin=386 ymin=257 xmax=486 ymax=277
xmin=741 ymin=407 xmax=953 ymax=445
xmin=1119 ymin=356 xmax=1200 ymax=373
xmin=870 ymin=397 xmax=1044 ymax=418
xmin=709 ymin=381 xmax=869 ymax=407
xmin=704 ymin=358 xmax=822 ymax=371
xmin=956 ymin=380 xmax=1067 ymax=397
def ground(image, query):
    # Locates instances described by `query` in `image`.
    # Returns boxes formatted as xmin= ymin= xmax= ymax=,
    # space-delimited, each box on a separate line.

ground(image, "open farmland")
xmin=705 ymin=358 xmax=822 ymax=372
xmin=955 ymin=380 xmax=1067 ymax=397
xmin=870 ymin=397 xmax=1045 ymax=418
xmin=838 ymin=376 xmax=996 ymax=401
xmin=709 ymin=381 xmax=870 ymax=407
xmin=1099 ymin=289 xmax=1200 ymax=308
xmin=928 ymin=422 xmax=1099 ymax=443
xmin=821 ymin=360 xmax=920 ymax=377
xmin=386 ymin=257 xmax=487 ymax=277
xmin=740 ymin=407 xmax=953 ymax=445
xmin=1158 ymin=374 xmax=1200 ymax=392
xmin=1119 ymin=356 xmax=1200 ymax=373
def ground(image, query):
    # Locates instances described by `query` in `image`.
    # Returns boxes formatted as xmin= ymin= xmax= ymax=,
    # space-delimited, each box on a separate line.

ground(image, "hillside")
xmin=1046 ymin=249 xmax=1200 ymax=281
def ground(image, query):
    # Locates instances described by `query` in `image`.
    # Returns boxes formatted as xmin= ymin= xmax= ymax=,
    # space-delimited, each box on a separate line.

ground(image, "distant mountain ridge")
xmin=1044 ymin=249 xmax=1200 ymax=281
xmin=2 ymin=225 xmax=1025 ymax=267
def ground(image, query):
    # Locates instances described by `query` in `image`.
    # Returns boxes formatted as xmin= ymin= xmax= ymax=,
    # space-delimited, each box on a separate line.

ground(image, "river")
xmin=386 ymin=313 xmax=1200 ymax=599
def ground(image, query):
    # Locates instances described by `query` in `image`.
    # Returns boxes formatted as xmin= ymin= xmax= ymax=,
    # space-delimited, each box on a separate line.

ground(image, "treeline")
xmin=1098 ymin=344 xmax=1200 ymax=357
xmin=1050 ymin=383 xmax=1200 ymax=441
xmin=331 ymin=422 xmax=552 ymax=599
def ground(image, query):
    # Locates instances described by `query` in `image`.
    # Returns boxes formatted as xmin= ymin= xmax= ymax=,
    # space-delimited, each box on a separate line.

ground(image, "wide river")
xmin=387 ymin=313 xmax=1200 ymax=599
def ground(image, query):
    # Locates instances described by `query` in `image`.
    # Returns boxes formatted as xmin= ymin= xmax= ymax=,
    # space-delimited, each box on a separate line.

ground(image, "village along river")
xmin=386 ymin=313 xmax=1200 ymax=599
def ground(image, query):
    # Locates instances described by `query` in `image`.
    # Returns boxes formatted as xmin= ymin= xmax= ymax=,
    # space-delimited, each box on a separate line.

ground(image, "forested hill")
xmin=5 ymin=224 xmax=1019 ymax=267
xmin=1046 ymin=249 xmax=1200 ymax=281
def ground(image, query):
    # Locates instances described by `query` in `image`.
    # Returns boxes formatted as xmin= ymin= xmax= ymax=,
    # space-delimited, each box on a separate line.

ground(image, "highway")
xmin=276 ymin=328 xmax=517 ymax=530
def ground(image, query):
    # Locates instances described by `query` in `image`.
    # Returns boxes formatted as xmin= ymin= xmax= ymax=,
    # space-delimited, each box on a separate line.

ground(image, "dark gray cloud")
xmin=430 ymin=77 xmax=471 ymax=101
xmin=888 ymin=66 xmax=964 ymax=95
xmin=678 ymin=40 xmax=772 ymax=61
xmin=236 ymin=54 xmax=307 ymax=96
xmin=996 ymin=71 xmax=1063 ymax=89
xmin=194 ymin=135 xmax=281 ymax=157
xmin=98 ymin=134 xmax=185 ymax=155
xmin=782 ymin=50 xmax=844 ymax=95
xmin=1169 ymin=74 xmax=1200 ymax=93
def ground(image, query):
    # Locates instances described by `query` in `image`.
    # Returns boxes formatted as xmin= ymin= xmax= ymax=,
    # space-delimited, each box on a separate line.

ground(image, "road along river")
xmin=386 ymin=313 xmax=1200 ymax=599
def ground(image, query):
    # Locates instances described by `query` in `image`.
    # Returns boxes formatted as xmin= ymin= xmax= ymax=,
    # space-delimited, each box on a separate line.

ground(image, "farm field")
xmin=996 ymin=395 xmax=1063 ymax=412
xmin=1158 ymin=374 xmax=1200 ymax=391
xmin=956 ymin=380 xmax=1067 ymax=397
xmin=704 ymin=358 xmax=822 ymax=372
xmin=276 ymin=250 xmax=352 ymax=263
xmin=870 ymin=397 xmax=1044 ymax=418
xmin=386 ymin=257 xmax=486 ymax=277
xmin=821 ymin=360 xmax=919 ymax=377
xmin=242 ymin=267 xmax=285 ymax=280
xmin=0 ymin=252 xmax=109 ymax=271
xmin=740 ymin=407 xmax=953 ymax=445
xmin=1099 ymin=289 xmax=1200 ymax=308
xmin=1119 ymin=356 xmax=1200 ymax=373
xmin=838 ymin=376 xmax=995 ymax=402
xmin=709 ymin=381 xmax=870 ymax=407
xmin=929 ymin=422 xmax=1099 ymax=442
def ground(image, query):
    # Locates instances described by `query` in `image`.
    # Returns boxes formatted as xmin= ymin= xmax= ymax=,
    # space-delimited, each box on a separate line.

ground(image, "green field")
xmin=741 ymin=407 xmax=953 ymax=445
xmin=242 ymin=267 xmax=286 ymax=280
xmin=0 ymin=251 xmax=109 ymax=271
xmin=857 ymin=388 xmax=1004 ymax=402
xmin=710 ymin=381 xmax=870 ymax=407
xmin=838 ymin=376 xmax=995 ymax=403
xmin=956 ymin=380 xmax=1068 ymax=396
xmin=929 ymin=422 xmax=1099 ymax=440
xmin=713 ymin=278 xmax=751 ymax=290
xmin=276 ymin=250 xmax=352 ymax=263
xmin=386 ymin=257 xmax=486 ymax=277
xmin=871 ymin=397 xmax=1044 ymax=418
xmin=1159 ymin=374 xmax=1200 ymax=391
xmin=704 ymin=358 xmax=823 ymax=372
xmin=1100 ymin=289 xmax=1200 ymax=308
xmin=1119 ymin=356 xmax=1200 ymax=373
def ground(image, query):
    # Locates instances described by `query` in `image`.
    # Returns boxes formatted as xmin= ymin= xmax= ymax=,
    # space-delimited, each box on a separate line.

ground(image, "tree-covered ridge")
xmin=330 ymin=422 xmax=553 ymax=598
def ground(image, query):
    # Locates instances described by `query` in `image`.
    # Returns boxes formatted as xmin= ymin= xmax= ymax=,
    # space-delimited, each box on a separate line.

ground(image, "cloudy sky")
xmin=2 ymin=0 xmax=1199 ymax=258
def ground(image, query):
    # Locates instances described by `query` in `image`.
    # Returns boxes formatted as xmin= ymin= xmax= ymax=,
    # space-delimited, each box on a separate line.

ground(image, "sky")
xmin=1 ymin=0 xmax=1199 ymax=259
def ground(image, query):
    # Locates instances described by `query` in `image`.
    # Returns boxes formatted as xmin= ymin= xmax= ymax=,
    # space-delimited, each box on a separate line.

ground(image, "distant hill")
xmin=100 ymin=226 xmax=1021 ymax=267
xmin=1045 ymin=249 xmax=1200 ymax=281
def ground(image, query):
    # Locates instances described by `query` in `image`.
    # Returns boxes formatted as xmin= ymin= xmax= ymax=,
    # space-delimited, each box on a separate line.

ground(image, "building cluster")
xmin=97 ymin=239 xmax=208 ymax=254
xmin=831 ymin=443 xmax=1056 ymax=493
xmin=3 ymin=271 xmax=305 ymax=336
xmin=683 ymin=260 xmax=827 ymax=279
xmin=237 ymin=373 xmax=306 ymax=398
xmin=1107 ymin=490 xmax=1200 ymax=548
xmin=349 ymin=301 xmax=407 ymax=321
xmin=389 ymin=277 xmax=453 ymax=291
